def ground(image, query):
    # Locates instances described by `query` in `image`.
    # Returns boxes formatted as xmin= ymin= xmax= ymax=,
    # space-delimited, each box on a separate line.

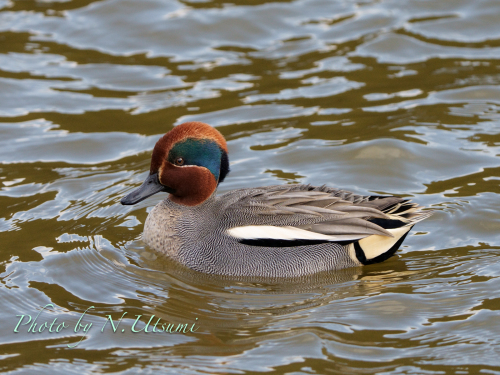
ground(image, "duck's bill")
xmin=120 ymin=173 xmax=174 ymax=205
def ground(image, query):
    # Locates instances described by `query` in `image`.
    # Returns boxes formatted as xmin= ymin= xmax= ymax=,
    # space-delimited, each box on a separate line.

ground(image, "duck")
xmin=121 ymin=121 xmax=432 ymax=277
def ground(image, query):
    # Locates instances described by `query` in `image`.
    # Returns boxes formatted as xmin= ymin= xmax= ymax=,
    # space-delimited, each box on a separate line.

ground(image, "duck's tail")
xmin=350 ymin=200 xmax=432 ymax=265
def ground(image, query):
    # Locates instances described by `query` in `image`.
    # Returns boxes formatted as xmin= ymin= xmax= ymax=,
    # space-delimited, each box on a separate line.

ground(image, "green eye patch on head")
xmin=168 ymin=138 xmax=223 ymax=181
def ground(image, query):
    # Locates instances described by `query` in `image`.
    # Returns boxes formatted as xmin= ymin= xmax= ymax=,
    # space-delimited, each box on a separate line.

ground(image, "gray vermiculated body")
xmin=144 ymin=184 xmax=367 ymax=277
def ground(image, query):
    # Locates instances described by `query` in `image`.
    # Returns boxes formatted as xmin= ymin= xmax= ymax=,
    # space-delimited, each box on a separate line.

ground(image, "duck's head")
xmin=121 ymin=121 xmax=229 ymax=206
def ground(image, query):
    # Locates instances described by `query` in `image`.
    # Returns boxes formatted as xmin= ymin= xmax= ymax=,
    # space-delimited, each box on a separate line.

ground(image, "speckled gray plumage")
xmin=143 ymin=184 xmax=429 ymax=277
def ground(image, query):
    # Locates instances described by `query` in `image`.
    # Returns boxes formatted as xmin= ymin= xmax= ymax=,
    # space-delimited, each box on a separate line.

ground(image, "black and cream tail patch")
xmin=349 ymin=226 xmax=412 ymax=265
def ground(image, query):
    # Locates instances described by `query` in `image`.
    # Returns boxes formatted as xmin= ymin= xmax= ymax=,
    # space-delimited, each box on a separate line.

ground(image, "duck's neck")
xmin=168 ymin=188 xmax=217 ymax=207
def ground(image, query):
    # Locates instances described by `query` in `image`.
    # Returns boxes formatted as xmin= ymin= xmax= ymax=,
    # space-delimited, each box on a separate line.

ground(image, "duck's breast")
xmin=143 ymin=199 xmax=184 ymax=259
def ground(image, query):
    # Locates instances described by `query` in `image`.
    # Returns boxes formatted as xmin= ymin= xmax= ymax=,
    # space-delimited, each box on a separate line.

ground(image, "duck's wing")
xmin=220 ymin=184 xmax=431 ymax=257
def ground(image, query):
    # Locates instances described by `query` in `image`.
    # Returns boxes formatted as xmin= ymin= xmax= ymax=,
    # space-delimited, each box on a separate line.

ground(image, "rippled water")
xmin=1 ymin=0 xmax=500 ymax=373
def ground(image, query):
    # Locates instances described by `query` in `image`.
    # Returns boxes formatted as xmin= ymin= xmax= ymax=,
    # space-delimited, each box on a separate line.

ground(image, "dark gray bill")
xmin=120 ymin=173 xmax=174 ymax=205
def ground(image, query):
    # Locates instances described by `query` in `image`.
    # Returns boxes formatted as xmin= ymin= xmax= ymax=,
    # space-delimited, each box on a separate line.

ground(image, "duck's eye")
xmin=174 ymin=157 xmax=184 ymax=166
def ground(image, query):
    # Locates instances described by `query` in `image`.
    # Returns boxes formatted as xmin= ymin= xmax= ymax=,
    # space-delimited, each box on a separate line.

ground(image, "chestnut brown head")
xmin=121 ymin=122 xmax=229 ymax=206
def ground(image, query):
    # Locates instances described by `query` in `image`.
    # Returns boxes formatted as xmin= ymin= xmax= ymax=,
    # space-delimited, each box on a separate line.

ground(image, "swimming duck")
xmin=121 ymin=121 xmax=431 ymax=277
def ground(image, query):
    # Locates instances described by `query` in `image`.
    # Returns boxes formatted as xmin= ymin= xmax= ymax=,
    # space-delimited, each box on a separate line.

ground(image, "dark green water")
xmin=1 ymin=0 xmax=500 ymax=373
